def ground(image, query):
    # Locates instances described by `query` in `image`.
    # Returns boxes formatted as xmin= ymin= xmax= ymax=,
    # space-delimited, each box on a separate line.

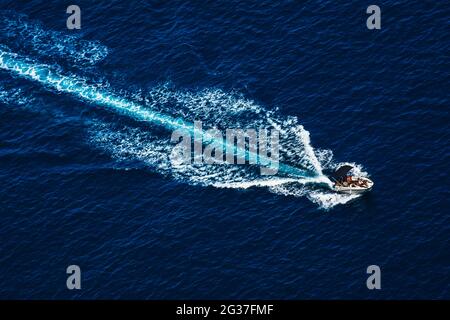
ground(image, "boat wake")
xmin=0 ymin=13 xmax=369 ymax=209
xmin=85 ymin=88 xmax=368 ymax=210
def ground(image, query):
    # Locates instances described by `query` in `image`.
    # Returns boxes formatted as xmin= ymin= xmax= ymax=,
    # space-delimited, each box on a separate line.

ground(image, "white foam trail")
xmin=308 ymin=191 xmax=361 ymax=210
xmin=0 ymin=49 xmax=317 ymax=178
xmin=88 ymin=116 xmax=364 ymax=210
xmin=1 ymin=48 xmax=367 ymax=209
xmin=294 ymin=126 xmax=323 ymax=174
xmin=1 ymin=11 xmax=108 ymax=66
xmin=0 ymin=85 xmax=34 ymax=107
xmin=213 ymin=176 xmax=324 ymax=189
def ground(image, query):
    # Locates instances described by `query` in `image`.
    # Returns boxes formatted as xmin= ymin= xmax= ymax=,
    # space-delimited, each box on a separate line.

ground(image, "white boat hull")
xmin=333 ymin=177 xmax=374 ymax=194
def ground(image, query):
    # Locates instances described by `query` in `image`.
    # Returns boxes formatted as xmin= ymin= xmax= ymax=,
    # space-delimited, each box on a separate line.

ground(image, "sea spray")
xmin=0 ymin=49 xmax=316 ymax=178
xmin=1 ymin=11 xmax=108 ymax=66
xmin=0 ymin=48 xmax=368 ymax=209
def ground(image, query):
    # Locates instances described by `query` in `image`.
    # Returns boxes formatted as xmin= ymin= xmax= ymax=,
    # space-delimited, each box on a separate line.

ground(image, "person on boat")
xmin=359 ymin=179 xmax=368 ymax=187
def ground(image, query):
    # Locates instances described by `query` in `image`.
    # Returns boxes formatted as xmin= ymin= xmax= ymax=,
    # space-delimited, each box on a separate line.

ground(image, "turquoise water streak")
xmin=0 ymin=49 xmax=316 ymax=178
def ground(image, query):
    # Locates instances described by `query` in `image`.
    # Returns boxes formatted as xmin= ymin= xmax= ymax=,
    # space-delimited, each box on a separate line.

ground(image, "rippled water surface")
xmin=0 ymin=1 xmax=448 ymax=299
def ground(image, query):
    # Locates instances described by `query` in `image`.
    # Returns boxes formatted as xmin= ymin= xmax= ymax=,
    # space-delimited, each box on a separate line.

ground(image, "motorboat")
xmin=330 ymin=165 xmax=374 ymax=194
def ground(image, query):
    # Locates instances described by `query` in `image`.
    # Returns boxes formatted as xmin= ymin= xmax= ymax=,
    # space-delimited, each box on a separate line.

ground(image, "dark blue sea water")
xmin=0 ymin=0 xmax=449 ymax=299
